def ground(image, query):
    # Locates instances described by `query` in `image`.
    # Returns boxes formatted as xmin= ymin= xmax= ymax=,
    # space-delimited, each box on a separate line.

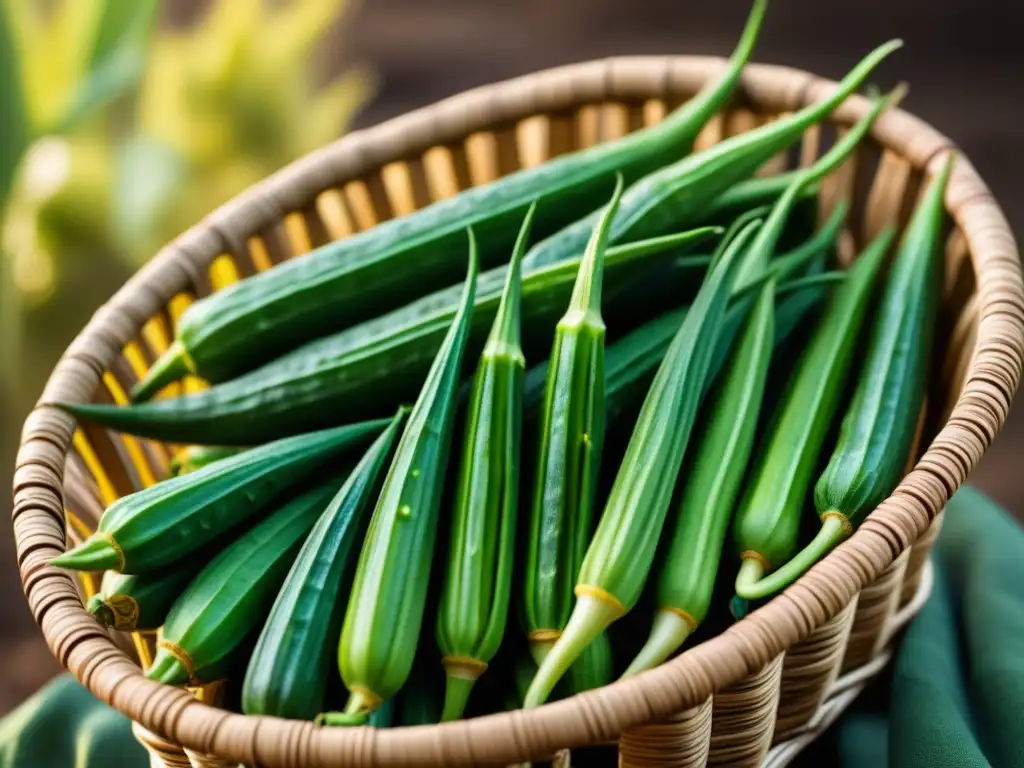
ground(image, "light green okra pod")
xmin=435 ymin=203 xmax=533 ymax=722
xmin=331 ymin=231 xmax=480 ymax=724
xmin=523 ymin=176 xmax=624 ymax=665
xmin=622 ymin=275 xmax=778 ymax=677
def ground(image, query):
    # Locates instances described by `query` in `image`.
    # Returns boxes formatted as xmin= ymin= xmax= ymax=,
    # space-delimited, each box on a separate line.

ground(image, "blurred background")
xmin=1 ymin=0 xmax=1021 ymax=715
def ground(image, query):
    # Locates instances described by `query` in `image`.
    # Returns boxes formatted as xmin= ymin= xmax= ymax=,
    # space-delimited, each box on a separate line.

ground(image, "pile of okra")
xmin=52 ymin=0 xmax=955 ymax=726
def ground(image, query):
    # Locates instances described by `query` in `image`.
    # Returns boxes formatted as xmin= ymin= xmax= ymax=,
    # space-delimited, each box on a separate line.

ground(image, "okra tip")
xmin=522 ymin=592 xmax=622 ymax=708
xmin=50 ymin=534 xmax=124 ymax=572
xmin=734 ymin=514 xmax=849 ymax=600
xmin=620 ymin=609 xmax=695 ymax=679
xmin=131 ymin=340 xmax=193 ymax=403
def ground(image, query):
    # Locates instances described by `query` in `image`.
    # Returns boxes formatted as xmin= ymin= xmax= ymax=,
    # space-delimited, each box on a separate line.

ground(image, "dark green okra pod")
xmin=242 ymin=409 xmax=405 ymax=720
xmin=146 ymin=479 xmax=345 ymax=685
xmin=50 ymin=419 xmax=388 ymax=573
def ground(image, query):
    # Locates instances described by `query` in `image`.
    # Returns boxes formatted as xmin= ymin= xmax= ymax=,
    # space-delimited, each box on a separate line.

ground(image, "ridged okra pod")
xmin=732 ymin=225 xmax=895 ymax=600
xmin=242 ymin=410 xmax=405 ymax=720
xmin=49 ymin=419 xmax=388 ymax=573
xmin=147 ymin=479 xmax=345 ymax=685
xmin=523 ymin=216 xmax=762 ymax=707
xmin=435 ymin=204 xmax=533 ymax=722
xmin=622 ymin=275 xmax=777 ymax=676
xmin=523 ymin=177 xmax=623 ymax=665
xmin=743 ymin=154 xmax=955 ymax=598
xmin=331 ymin=234 xmax=479 ymax=723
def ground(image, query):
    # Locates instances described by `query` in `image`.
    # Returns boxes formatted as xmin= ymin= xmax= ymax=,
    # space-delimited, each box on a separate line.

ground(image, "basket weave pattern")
xmin=12 ymin=54 xmax=1023 ymax=768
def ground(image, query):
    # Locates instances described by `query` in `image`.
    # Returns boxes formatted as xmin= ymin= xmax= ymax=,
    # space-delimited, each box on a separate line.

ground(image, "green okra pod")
xmin=523 ymin=176 xmax=624 ymax=665
xmin=49 ymin=419 xmax=388 ymax=573
xmin=521 ymin=40 xmax=903 ymax=273
xmin=242 ymin=409 xmax=405 ymax=720
xmin=331 ymin=233 xmax=480 ymax=724
xmin=60 ymin=228 xmax=718 ymax=446
xmin=435 ymin=204 xmax=533 ymax=722
xmin=732 ymin=225 xmax=896 ymax=600
xmin=147 ymin=479 xmax=345 ymax=686
xmin=523 ymin=215 xmax=763 ymax=708
xmin=743 ymin=154 xmax=956 ymax=598
xmin=622 ymin=275 xmax=778 ymax=677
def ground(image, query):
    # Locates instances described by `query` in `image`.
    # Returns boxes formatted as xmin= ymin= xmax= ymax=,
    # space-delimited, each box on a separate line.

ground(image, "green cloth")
xmin=2 ymin=485 xmax=1021 ymax=768
xmin=0 ymin=675 xmax=146 ymax=768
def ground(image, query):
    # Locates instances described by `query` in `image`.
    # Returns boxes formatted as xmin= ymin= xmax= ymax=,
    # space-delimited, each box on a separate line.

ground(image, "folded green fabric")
xmin=0 ymin=674 xmax=146 ymax=768
xmin=2 ymin=485 xmax=1021 ymax=768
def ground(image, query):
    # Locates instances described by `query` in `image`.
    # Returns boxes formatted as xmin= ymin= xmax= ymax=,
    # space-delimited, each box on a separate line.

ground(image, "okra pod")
xmin=743 ymin=154 xmax=955 ymax=598
xmin=331 ymin=234 xmax=479 ymax=724
xmin=523 ymin=177 xmax=623 ymax=664
xmin=50 ymin=419 xmax=388 ymax=573
xmin=241 ymin=409 xmax=405 ymax=719
xmin=147 ymin=479 xmax=345 ymax=685
xmin=523 ymin=216 xmax=762 ymax=707
xmin=622 ymin=275 xmax=777 ymax=677
xmin=435 ymin=204 xmax=533 ymax=721
xmin=732 ymin=225 xmax=895 ymax=600
xmin=732 ymin=86 xmax=904 ymax=289
xmin=132 ymin=0 xmax=769 ymax=399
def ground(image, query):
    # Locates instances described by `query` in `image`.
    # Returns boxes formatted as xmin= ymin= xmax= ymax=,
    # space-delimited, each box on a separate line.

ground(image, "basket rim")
xmin=12 ymin=51 xmax=1024 ymax=767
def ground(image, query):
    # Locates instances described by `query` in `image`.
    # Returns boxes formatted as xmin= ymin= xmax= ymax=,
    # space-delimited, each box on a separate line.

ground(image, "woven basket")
xmin=12 ymin=53 xmax=1023 ymax=768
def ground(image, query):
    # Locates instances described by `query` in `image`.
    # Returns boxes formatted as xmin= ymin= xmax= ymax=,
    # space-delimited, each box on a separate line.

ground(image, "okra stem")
xmin=523 ymin=593 xmax=623 ymax=708
xmin=622 ymin=611 xmax=694 ymax=678
xmin=733 ymin=514 xmax=848 ymax=599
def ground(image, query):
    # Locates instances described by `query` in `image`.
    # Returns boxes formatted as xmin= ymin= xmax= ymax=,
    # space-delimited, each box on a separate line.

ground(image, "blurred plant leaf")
xmin=3 ymin=0 xmax=156 ymax=135
xmin=1 ymin=0 xmax=30 ymax=394
xmin=296 ymin=67 xmax=376 ymax=157
xmin=111 ymin=135 xmax=187 ymax=264
xmin=53 ymin=0 xmax=158 ymax=133
xmin=0 ymin=0 xmax=30 ymax=202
